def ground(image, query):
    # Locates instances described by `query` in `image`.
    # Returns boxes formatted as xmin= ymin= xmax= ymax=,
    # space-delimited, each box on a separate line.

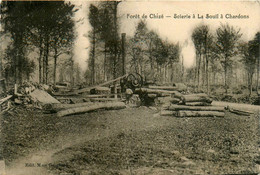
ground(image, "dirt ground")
xmin=2 ymin=105 xmax=260 ymax=175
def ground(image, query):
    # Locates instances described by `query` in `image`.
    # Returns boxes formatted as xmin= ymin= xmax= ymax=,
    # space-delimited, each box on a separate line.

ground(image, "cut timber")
xmin=57 ymin=102 xmax=126 ymax=117
xmin=43 ymin=102 xmax=94 ymax=112
xmin=0 ymin=95 xmax=12 ymax=105
xmin=157 ymin=97 xmax=173 ymax=104
xmin=227 ymin=107 xmax=254 ymax=116
xmin=84 ymin=94 xmax=113 ymax=98
xmin=30 ymin=89 xmax=60 ymax=104
xmin=170 ymin=98 xmax=182 ymax=104
xmin=137 ymin=88 xmax=178 ymax=95
xmin=148 ymin=86 xmax=177 ymax=91
xmin=168 ymin=105 xmax=225 ymax=112
xmin=171 ymin=91 xmax=184 ymax=99
xmin=183 ymin=93 xmax=209 ymax=98
xmin=178 ymin=111 xmax=225 ymax=117
xmin=182 ymin=94 xmax=212 ymax=103
xmin=90 ymin=87 xmax=110 ymax=94
xmin=68 ymin=74 xmax=128 ymax=95
xmin=147 ymin=94 xmax=157 ymax=98
xmin=185 ymin=102 xmax=211 ymax=106
xmin=89 ymin=98 xmax=120 ymax=102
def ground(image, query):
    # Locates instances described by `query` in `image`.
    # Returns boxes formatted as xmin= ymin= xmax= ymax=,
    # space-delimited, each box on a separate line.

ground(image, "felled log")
xmin=90 ymin=87 xmax=110 ymax=94
xmin=156 ymin=97 xmax=173 ymax=103
xmin=148 ymin=86 xmax=177 ymax=91
xmin=147 ymin=94 xmax=157 ymax=98
xmin=171 ymin=91 xmax=183 ymax=99
xmin=89 ymin=98 xmax=120 ymax=102
xmin=177 ymin=111 xmax=225 ymax=117
xmin=84 ymin=94 xmax=113 ymax=98
xmin=57 ymin=102 xmax=126 ymax=117
xmin=160 ymin=110 xmax=177 ymax=116
xmin=226 ymin=106 xmax=254 ymax=116
xmin=182 ymin=94 xmax=212 ymax=103
xmin=43 ymin=102 xmax=94 ymax=112
xmin=137 ymin=88 xmax=178 ymax=95
xmin=185 ymin=102 xmax=211 ymax=106
xmin=183 ymin=93 xmax=209 ymax=98
xmin=170 ymin=98 xmax=182 ymax=104
xmin=168 ymin=105 xmax=224 ymax=112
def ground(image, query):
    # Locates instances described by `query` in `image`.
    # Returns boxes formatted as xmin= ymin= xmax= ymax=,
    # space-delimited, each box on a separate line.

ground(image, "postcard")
xmin=0 ymin=1 xmax=260 ymax=175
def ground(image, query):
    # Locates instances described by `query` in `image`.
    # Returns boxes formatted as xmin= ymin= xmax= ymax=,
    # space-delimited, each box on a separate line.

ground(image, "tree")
xmin=191 ymin=24 xmax=214 ymax=93
xmin=1 ymin=1 xmax=35 ymax=84
xmin=88 ymin=4 xmax=99 ymax=85
xmin=240 ymin=41 xmax=257 ymax=96
xmin=50 ymin=3 xmax=75 ymax=86
xmin=249 ymin=32 xmax=260 ymax=94
xmin=216 ymin=24 xmax=242 ymax=94
xmin=29 ymin=2 xmax=76 ymax=84
xmin=192 ymin=25 xmax=204 ymax=90
xmin=98 ymin=7 xmax=114 ymax=81
xmin=1 ymin=1 xmax=76 ymax=86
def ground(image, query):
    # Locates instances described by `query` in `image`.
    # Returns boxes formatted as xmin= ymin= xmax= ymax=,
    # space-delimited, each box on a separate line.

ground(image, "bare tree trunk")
xmin=257 ymin=54 xmax=260 ymax=95
xmin=206 ymin=59 xmax=209 ymax=94
xmin=71 ymin=57 xmax=74 ymax=87
xmin=112 ymin=2 xmax=120 ymax=80
xmin=104 ymin=43 xmax=107 ymax=82
xmin=53 ymin=47 xmax=58 ymax=86
xmin=91 ymin=28 xmax=96 ymax=85
xmin=194 ymin=55 xmax=198 ymax=87
xmin=170 ymin=63 xmax=174 ymax=82
xmin=44 ymin=35 xmax=49 ymax=84
xmin=39 ymin=44 xmax=43 ymax=84
xmin=224 ymin=57 xmax=227 ymax=94
xmin=248 ymin=72 xmax=254 ymax=96
xmin=197 ymin=53 xmax=201 ymax=91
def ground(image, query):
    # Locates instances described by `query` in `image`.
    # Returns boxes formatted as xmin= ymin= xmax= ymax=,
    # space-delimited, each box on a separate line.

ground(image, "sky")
xmin=71 ymin=1 xmax=260 ymax=70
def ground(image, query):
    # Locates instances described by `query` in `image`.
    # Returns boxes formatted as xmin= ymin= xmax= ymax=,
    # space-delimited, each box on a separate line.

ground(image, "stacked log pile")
xmin=160 ymin=92 xmax=225 ymax=117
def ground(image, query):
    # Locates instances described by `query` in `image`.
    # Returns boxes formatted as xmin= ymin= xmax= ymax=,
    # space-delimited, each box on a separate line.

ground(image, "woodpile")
xmin=157 ymin=90 xmax=226 ymax=118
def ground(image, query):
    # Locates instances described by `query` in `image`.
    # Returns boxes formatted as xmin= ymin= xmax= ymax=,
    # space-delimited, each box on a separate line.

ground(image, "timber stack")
xmin=160 ymin=91 xmax=225 ymax=117
xmin=136 ymin=84 xmax=225 ymax=117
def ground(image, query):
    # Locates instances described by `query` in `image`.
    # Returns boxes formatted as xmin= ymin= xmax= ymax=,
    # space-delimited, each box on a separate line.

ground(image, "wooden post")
xmin=121 ymin=33 xmax=126 ymax=75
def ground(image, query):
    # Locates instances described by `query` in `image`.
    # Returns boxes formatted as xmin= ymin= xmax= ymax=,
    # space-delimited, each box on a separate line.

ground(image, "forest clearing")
xmin=0 ymin=1 xmax=260 ymax=175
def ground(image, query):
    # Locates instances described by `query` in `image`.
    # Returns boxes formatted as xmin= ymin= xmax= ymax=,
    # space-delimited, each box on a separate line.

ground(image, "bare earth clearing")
xmin=2 ymin=105 xmax=260 ymax=175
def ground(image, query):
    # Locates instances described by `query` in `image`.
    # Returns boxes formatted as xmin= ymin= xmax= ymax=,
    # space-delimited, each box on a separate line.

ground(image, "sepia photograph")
xmin=0 ymin=0 xmax=260 ymax=174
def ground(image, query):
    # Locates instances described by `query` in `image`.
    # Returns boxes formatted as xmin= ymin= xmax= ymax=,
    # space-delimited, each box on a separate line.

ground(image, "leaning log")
xmin=177 ymin=111 xmax=225 ymax=117
xmin=57 ymin=102 xmax=126 ymax=117
xmin=67 ymin=74 xmax=128 ymax=95
xmin=0 ymin=95 xmax=12 ymax=105
xmin=168 ymin=105 xmax=224 ymax=112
